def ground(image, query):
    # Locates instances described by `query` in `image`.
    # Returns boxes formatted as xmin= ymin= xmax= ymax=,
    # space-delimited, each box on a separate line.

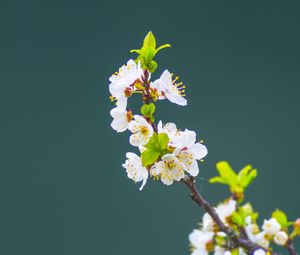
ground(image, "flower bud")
xmin=274 ymin=231 xmax=288 ymax=246
xmin=293 ymin=218 xmax=300 ymax=236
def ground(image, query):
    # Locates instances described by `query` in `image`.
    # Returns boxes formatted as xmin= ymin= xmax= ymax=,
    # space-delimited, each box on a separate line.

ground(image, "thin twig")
xmin=286 ymin=240 xmax=298 ymax=255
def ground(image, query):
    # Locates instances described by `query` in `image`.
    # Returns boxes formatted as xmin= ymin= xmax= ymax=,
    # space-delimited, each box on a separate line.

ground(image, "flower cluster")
xmin=189 ymin=162 xmax=299 ymax=255
xmin=190 ymin=205 xmax=292 ymax=255
xmin=109 ymin=32 xmax=207 ymax=190
xmin=189 ymin=199 xmax=239 ymax=255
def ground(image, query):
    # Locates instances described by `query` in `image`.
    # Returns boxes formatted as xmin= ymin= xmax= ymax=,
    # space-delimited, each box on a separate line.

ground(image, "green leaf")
xmin=245 ymin=169 xmax=257 ymax=186
xmin=232 ymin=212 xmax=244 ymax=226
xmin=216 ymin=161 xmax=238 ymax=187
xmin=143 ymin=47 xmax=156 ymax=61
xmin=237 ymin=165 xmax=252 ymax=185
xmin=141 ymin=132 xmax=170 ymax=167
xmin=239 ymin=202 xmax=254 ymax=217
xmin=130 ymin=49 xmax=142 ymax=54
xmin=150 ymin=115 xmax=155 ymax=122
xmin=141 ymin=103 xmax=156 ymax=117
xmin=209 ymin=176 xmax=228 ymax=185
xmin=141 ymin=149 xmax=160 ymax=167
xmin=231 ymin=249 xmax=239 ymax=255
xmin=155 ymin=43 xmax=171 ymax=54
xmin=157 ymin=133 xmax=170 ymax=150
xmin=272 ymin=209 xmax=288 ymax=227
xmin=144 ymin=133 xmax=158 ymax=150
xmin=238 ymin=165 xmax=257 ymax=188
xmin=148 ymin=60 xmax=158 ymax=73
xmin=143 ymin=31 xmax=156 ymax=49
xmin=148 ymin=103 xmax=155 ymax=115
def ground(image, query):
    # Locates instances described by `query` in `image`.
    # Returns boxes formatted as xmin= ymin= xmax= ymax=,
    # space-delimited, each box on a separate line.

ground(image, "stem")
xmin=286 ymin=240 xmax=298 ymax=255
xmin=182 ymin=176 xmax=281 ymax=255
xmin=142 ymin=70 xmax=158 ymax=133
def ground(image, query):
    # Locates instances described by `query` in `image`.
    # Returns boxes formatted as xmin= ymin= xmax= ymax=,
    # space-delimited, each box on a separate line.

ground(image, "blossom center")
xmin=140 ymin=126 xmax=149 ymax=136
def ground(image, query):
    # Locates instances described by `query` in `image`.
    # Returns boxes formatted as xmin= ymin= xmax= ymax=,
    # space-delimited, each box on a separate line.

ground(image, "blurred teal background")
xmin=0 ymin=0 xmax=299 ymax=254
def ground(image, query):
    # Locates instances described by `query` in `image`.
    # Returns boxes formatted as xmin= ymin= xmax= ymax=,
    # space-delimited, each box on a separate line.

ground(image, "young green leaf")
xmin=209 ymin=176 xmax=228 ymax=185
xmin=216 ymin=161 xmax=238 ymax=187
xmin=238 ymin=165 xmax=257 ymax=188
xmin=143 ymin=31 xmax=156 ymax=49
xmin=144 ymin=133 xmax=158 ymax=150
xmin=155 ymin=44 xmax=171 ymax=54
xmin=141 ymin=149 xmax=160 ymax=167
xmin=232 ymin=211 xmax=244 ymax=226
xmin=272 ymin=209 xmax=288 ymax=227
xmin=157 ymin=133 xmax=170 ymax=150
xmin=141 ymin=103 xmax=156 ymax=117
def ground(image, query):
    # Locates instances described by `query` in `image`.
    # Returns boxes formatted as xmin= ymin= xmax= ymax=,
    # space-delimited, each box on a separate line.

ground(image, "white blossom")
xmin=128 ymin=115 xmax=153 ymax=147
xmin=262 ymin=218 xmax=281 ymax=236
xmin=174 ymin=129 xmax=207 ymax=177
xmin=122 ymin=152 xmax=148 ymax=191
xmin=214 ymin=246 xmax=226 ymax=255
xmin=274 ymin=231 xmax=288 ymax=246
xmin=253 ymin=249 xmax=266 ymax=255
xmin=253 ymin=232 xmax=270 ymax=249
xmin=213 ymin=246 xmax=233 ymax=255
xmin=109 ymin=59 xmax=143 ymax=110
xmin=245 ymin=217 xmax=260 ymax=242
xmin=216 ymin=199 xmax=236 ymax=224
xmin=110 ymin=107 xmax=133 ymax=132
xmin=151 ymin=69 xmax=187 ymax=106
xmin=157 ymin=121 xmax=180 ymax=144
xmin=150 ymin=154 xmax=185 ymax=185
xmin=157 ymin=123 xmax=208 ymax=177
xmin=189 ymin=229 xmax=214 ymax=255
xmin=202 ymin=199 xmax=236 ymax=232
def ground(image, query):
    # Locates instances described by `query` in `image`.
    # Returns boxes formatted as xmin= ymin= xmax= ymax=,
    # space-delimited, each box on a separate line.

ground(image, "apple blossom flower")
xmin=151 ymin=69 xmax=187 ymax=106
xmin=274 ymin=231 xmax=288 ymax=246
xmin=189 ymin=229 xmax=214 ymax=255
xmin=122 ymin=152 xmax=148 ymax=191
xmin=128 ymin=115 xmax=153 ymax=147
xmin=110 ymin=107 xmax=133 ymax=132
xmin=109 ymin=59 xmax=143 ymax=110
xmin=262 ymin=218 xmax=281 ymax=236
xmin=150 ymin=154 xmax=185 ymax=185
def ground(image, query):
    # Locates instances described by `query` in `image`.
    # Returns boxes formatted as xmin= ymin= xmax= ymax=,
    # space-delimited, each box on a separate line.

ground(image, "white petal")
xmin=165 ymin=92 xmax=187 ymax=106
xmin=129 ymin=133 xmax=144 ymax=147
xmin=190 ymin=143 xmax=208 ymax=160
xmin=186 ymin=159 xmax=199 ymax=177
xmin=116 ymin=96 xmax=127 ymax=111
xmin=109 ymin=83 xmax=125 ymax=98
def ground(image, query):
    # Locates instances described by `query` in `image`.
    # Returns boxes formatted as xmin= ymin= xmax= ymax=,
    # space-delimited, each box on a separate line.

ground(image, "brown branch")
xmin=286 ymin=240 xmax=298 ymax=255
xmin=182 ymin=176 xmax=281 ymax=255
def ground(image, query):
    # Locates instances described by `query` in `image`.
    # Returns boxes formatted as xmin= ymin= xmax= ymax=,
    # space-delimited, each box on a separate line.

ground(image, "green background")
xmin=0 ymin=0 xmax=299 ymax=254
